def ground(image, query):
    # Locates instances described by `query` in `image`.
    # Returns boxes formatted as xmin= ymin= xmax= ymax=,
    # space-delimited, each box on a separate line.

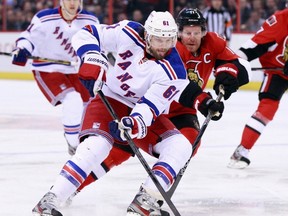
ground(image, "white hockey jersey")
xmin=72 ymin=20 xmax=189 ymax=126
xmin=15 ymin=7 xmax=99 ymax=74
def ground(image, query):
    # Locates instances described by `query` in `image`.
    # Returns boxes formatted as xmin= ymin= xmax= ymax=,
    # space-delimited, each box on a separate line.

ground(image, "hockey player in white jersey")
xmin=11 ymin=0 xmax=99 ymax=155
xmin=32 ymin=10 xmax=223 ymax=216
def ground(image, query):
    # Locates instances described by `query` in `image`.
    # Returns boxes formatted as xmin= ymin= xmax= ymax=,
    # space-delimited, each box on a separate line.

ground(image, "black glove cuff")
xmin=179 ymin=81 xmax=202 ymax=108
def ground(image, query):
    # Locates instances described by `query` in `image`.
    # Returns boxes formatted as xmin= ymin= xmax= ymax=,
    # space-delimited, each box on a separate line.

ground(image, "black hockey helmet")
xmin=176 ymin=8 xmax=207 ymax=32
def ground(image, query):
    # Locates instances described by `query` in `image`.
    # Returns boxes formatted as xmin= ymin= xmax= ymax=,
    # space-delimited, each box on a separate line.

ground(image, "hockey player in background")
xmin=228 ymin=5 xmax=288 ymax=169
xmin=32 ymin=10 xmax=226 ymax=216
xmin=163 ymin=7 xmax=251 ymax=157
xmin=11 ymin=0 xmax=99 ymax=155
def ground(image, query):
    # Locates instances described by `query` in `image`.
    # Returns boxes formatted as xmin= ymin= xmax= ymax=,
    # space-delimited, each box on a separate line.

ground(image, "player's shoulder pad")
xmin=126 ymin=21 xmax=145 ymax=37
xmin=202 ymin=32 xmax=226 ymax=52
xmin=205 ymin=32 xmax=226 ymax=44
xmin=163 ymin=47 xmax=187 ymax=80
xmin=78 ymin=10 xmax=99 ymax=23
xmin=265 ymin=9 xmax=288 ymax=28
xmin=121 ymin=21 xmax=145 ymax=48
xmin=36 ymin=8 xmax=59 ymax=19
xmin=79 ymin=10 xmax=95 ymax=16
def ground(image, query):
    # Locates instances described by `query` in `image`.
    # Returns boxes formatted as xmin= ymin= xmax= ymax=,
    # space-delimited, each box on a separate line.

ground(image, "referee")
xmin=202 ymin=0 xmax=233 ymax=44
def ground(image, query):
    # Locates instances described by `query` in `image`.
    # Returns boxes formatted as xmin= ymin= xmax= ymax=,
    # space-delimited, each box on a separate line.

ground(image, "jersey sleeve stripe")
xmin=138 ymin=96 xmax=160 ymax=117
xmin=16 ymin=37 xmax=35 ymax=50
xmin=76 ymin=44 xmax=100 ymax=58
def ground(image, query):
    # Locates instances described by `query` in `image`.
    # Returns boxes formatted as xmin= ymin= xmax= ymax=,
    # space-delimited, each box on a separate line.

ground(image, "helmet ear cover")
xmin=176 ymin=8 xmax=207 ymax=32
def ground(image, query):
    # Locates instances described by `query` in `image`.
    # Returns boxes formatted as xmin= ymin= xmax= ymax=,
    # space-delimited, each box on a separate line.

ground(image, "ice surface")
xmin=0 ymin=80 xmax=287 ymax=216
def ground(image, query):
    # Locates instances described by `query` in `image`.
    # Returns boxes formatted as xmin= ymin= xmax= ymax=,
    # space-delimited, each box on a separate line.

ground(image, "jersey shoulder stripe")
xmin=79 ymin=10 xmax=96 ymax=16
xmin=36 ymin=8 xmax=60 ymax=19
xmin=40 ymin=15 xmax=62 ymax=23
xmin=157 ymin=48 xmax=187 ymax=80
xmin=77 ymin=12 xmax=99 ymax=23
xmin=122 ymin=21 xmax=145 ymax=49
xmin=157 ymin=59 xmax=177 ymax=80
xmin=37 ymin=9 xmax=61 ymax=23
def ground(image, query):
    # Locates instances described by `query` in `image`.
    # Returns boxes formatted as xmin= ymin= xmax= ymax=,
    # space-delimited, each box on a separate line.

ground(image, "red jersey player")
xmin=167 ymin=8 xmax=250 ymax=157
xmin=228 ymin=6 xmax=288 ymax=169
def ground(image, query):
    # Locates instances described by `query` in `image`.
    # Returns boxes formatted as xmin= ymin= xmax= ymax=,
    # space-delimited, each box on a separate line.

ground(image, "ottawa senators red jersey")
xmin=238 ymin=8 xmax=288 ymax=79
xmin=168 ymin=32 xmax=242 ymax=117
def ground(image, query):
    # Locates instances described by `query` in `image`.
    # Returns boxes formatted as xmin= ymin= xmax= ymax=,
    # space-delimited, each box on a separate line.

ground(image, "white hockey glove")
xmin=109 ymin=114 xmax=147 ymax=142
xmin=79 ymin=51 xmax=108 ymax=97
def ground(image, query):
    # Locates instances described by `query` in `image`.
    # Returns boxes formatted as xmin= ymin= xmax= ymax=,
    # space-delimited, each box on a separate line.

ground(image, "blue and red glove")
xmin=214 ymin=63 xmax=239 ymax=100
xmin=79 ymin=51 xmax=108 ymax=97
xmin=12 ymin=47 xmax=31 ymax=66
xmin=109 ymin=114 xmax=147 ymax=142
xmin=195 ymin=92 xmax=224 ymax=121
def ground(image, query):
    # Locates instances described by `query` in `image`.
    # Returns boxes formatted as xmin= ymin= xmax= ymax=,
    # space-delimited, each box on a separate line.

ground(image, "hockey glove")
xmin=79 ymin=51 xmax=108 ymax=97
xmin=12 ymin=47 xmax=31 ymax=66
xmin=109 ymin=114 xmax=147 ymax=142
xmin=196 ymin=92 xmax=224 ymax=121
xmin=80 ymin=79 xmax=96 ymax=97
xmin=214 ymin=63 xmax=239 ymax=100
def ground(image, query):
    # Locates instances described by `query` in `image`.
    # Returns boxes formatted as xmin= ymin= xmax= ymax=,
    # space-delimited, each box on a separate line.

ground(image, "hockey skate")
xmin=227 ymin=144 xmax=251 ymax=169
xmin=32 ymin=192 xmax=63 ymax=216
xmin=126 ymin=187 xmax=170 ymax=216
xmin=60 ymin=190 xmax=78 ymax=207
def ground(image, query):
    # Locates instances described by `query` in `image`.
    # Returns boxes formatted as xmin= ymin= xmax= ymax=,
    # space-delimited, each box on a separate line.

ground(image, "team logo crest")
xmin=186 ymin=60 xmax=204 ymax=87
xmin=276 ymin=37 xmax=288 ymax=65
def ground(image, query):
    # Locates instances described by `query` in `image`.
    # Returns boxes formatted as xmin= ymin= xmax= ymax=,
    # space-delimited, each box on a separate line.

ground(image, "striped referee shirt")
xmin=202 ymin=6 xmax=233 ymax=41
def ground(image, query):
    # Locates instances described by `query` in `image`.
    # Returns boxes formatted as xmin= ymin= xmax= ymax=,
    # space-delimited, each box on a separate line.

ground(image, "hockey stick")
xmin=0 ymin=51 xmax=77 ymax=66
xmin=167 ymin=85 xmax=225 ymax=198
xmin=97 ymin=90 xmax=181 ymax=216
xmin=252 ymin=67 xmax=282 ymax=71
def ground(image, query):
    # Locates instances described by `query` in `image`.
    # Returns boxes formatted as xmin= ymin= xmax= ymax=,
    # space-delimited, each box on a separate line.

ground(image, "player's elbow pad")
xmin=179 ymin=81 xmax=202 ymax=108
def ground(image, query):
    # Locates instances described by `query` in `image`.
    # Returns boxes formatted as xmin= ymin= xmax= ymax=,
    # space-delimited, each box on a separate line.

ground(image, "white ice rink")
xmin=0 ymin=80 xmax=288 ymax=216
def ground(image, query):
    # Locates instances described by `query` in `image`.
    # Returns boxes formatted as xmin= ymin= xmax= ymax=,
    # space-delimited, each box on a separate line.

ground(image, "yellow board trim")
xmin=0 ymin=72 xmax=33 ymax=80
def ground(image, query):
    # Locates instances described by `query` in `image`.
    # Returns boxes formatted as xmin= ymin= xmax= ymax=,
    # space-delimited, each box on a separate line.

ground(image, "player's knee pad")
xmin=91 ymin=146 xmax=132 ymax=179
xmin=180 ymin=127 xmax=200 ymax=156
xmin=154 ymin=133 xmax=192 ymax=173
xmin=109 ymin=146 xmax=132 ymax=166
xmin=74 ymin=135 xmax=112 ymax=168
xmin=61 ymin=91 xmax=84 ymax=125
